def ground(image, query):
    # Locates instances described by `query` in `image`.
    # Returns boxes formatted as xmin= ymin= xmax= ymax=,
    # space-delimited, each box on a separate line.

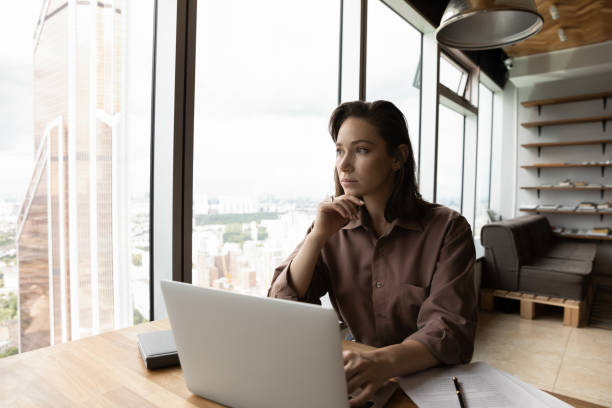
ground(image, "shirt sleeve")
xmin=406 ymin=215 xmax=478 ymax=365
xmin=267 ymin=224 xmax=329 ymax=305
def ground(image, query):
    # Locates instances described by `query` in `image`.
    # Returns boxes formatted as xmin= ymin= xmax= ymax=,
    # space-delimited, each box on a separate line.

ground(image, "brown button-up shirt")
xmin=268 ymin=204 xmax=477 ymax=366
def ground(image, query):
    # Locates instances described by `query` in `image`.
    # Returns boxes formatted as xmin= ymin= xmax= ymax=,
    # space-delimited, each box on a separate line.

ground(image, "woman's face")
xmin=335 ymin=117 xmax=397 ymax=199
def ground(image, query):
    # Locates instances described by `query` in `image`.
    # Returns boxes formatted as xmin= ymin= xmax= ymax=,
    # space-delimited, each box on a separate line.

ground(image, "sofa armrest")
xmin=481 ymin=224 xmax=521 ymax=291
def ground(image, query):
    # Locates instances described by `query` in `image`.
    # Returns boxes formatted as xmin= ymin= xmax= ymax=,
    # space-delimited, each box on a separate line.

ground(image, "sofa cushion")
xmin=543 ymin=242 xmax=597 ymax=262
xmin=523 ymin=257 xmax=592 ymax=276
xmin=520 ymin=257 xmax=592 ymax=300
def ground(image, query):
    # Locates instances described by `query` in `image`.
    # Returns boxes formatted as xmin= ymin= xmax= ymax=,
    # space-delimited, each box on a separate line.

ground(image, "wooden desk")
xmin=0 ymin=319 xmax=604 ymax=407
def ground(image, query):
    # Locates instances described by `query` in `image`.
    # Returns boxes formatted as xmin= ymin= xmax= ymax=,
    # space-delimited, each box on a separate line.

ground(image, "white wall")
xmin=490 ymin=81 xmax=518 ymax=221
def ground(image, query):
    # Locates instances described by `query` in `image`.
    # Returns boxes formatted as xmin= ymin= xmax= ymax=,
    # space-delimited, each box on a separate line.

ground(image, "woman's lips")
xmin=341 ymin=179 xmax=358 ymax=184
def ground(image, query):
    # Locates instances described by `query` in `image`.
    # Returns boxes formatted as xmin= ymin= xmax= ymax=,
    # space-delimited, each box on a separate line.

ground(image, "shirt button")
xmin=375 ymin=281 xmax=383 ymax=288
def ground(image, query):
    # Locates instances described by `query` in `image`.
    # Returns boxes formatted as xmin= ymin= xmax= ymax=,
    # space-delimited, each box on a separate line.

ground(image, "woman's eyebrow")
xmin=336 ymin=139 xmax=375 ymax=147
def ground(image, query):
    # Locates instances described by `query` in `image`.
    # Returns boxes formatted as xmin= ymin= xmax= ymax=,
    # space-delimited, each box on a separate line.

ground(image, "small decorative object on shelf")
xmin=539 ymin=203 xmax=560 ymax=211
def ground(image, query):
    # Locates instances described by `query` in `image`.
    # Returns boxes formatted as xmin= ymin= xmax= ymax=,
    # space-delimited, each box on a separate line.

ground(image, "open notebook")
xmin=398 ymin=361 xmax=571 ymax=408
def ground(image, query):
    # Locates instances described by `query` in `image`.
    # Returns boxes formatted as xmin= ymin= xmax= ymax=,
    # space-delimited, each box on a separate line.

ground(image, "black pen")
xmin=452 ymin=376 xmax=466 ymax=408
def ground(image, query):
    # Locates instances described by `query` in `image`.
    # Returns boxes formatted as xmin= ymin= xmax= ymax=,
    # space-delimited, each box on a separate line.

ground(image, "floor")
xmin=473 ymin=305 xmax=612 ymax=407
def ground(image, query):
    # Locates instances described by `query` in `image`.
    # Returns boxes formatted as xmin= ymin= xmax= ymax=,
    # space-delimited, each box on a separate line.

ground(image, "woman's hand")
xmin=343 ymin=350 xmax=391 ymax=407
xmin=312 ymin=194 xmax=364 ymax=242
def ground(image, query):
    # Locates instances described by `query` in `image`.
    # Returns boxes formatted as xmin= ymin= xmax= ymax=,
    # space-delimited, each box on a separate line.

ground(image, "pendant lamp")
xmin=436 ymin=0 xmax=544 ymax=50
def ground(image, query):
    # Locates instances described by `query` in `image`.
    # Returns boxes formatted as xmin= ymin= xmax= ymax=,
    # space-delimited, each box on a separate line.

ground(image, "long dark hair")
xmin=329 ymin=100 xmax=430 ymax=222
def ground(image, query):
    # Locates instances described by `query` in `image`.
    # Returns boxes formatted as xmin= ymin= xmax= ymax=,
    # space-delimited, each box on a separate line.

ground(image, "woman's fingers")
xmin=329 ymin=195 xmax=362 ymax=219
xmin=343 ymin=351 xmax=365 ymax=381
xmin=343 ymin=350 xmax=355 ymax=363
xmin=346 ymin=371 xmax=368 ymax=395
xmin=349 ymin=383 xmax=376 ymax=407
xmin=334 ymin=199 xmax=358 ymax=219
xmin=327 ymin=200 xmax=350 ymax=219
xmin=342 ymin=194 xmax=365 ymax=207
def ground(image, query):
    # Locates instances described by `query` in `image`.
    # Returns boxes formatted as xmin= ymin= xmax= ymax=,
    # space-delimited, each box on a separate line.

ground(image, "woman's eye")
xmin=357 ymin=147 xmax=369 ymax=154
xmin=336 ymin=149 xmax=344 ymax=156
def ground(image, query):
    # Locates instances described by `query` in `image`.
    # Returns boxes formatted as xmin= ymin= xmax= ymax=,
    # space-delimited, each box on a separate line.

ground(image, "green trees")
xmin=0 ymin=292 xmax=17 ymax=321
xmin=0 ymin=347 xmax=17 ymax=358
xmin=132 ymin=253 xmax=143 ymax=267
xmin=223 ymin=223 xmax=251 ymax=244
xmin=134 ymin=309 xmax=148 ymax=325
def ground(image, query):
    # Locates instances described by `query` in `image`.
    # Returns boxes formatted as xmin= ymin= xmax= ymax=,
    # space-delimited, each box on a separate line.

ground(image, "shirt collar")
xmin=341 ymin=206 xmax=423 ymax=232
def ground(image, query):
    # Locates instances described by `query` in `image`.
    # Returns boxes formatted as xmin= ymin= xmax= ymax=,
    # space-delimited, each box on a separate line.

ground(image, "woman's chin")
xmin=342 ymin=186 xmax=360 ymax=195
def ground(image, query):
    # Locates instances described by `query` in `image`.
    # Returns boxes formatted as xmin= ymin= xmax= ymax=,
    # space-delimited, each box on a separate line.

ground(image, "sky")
xmin=0 ymin=0 xmax=432 ymax=206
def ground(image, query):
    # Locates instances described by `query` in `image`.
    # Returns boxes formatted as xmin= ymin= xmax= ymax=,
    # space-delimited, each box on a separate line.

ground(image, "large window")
xmin=191 ymin=1 xmax=340 ymax=296
xmin=366 ymin=0 xmax=422 ymax=161
xmin=475 ymin=84 xmax=494 ymax=237
xmin=435 ymin=49 xmax=479 ymax=227
xmin=0 ymin=1 xmax=153 ymax=357
xmin=436 ymin=105 xmax=465 ymax=212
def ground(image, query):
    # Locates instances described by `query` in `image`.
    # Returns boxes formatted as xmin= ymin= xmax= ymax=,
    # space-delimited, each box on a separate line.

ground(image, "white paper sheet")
xmin=397 ymin=362 xmax=572 ymax=408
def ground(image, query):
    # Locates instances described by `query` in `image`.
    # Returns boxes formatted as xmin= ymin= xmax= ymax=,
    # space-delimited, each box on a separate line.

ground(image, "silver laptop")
xmin=160 ymin=280 xmax=349 ymax=408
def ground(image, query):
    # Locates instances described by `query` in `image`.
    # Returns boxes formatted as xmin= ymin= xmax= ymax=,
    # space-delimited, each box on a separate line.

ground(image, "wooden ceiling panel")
xmin=504 ymin=0 xmax=612 ymax=57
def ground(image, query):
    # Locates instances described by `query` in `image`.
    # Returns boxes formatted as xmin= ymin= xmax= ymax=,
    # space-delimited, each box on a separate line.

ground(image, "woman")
xmin=268 ymin=100 xmax=477 ymax=406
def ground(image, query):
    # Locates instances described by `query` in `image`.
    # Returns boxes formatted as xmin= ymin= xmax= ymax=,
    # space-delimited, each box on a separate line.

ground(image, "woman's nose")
xmin=338 ymin=153 xmax=353 ymax=172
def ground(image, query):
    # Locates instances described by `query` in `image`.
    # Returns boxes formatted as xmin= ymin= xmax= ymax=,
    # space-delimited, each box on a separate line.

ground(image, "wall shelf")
xmin=521 ymin=208 xmax=612 ymax=221
xmin=554 ymin=233 xmax=612 ymax=241
xmin=521 ymin=91 xmax=612 ymax=113
xmin=521 ymin=115 xmax=612 ymax=134
xmin=521 ymin=139 xmax=612 ymax=156
xmin=521 ymin=91 xmax=612 ymax=235
xmin=521 ymin=208 xmax=610 ymax=215
xmin=520 ymin=186 xmax=612 ymax=199
xmin=521 ymin=186 xmax=612 ymax=190
xmin=521 ymin=163 xmax=612 ymax=177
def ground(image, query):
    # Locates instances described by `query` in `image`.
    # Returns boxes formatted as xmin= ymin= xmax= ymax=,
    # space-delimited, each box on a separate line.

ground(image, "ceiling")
xmin=503 ymin=0 xmax=612 ymax=58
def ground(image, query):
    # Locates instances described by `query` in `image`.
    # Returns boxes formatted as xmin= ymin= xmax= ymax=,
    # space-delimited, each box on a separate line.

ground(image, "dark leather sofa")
xmin=481 ymin=215 xmax=597 ymax=300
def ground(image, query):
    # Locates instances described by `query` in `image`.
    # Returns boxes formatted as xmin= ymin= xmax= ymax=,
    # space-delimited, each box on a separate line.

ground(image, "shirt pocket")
xmin=398 ymin=283 xmax=428 ymax=323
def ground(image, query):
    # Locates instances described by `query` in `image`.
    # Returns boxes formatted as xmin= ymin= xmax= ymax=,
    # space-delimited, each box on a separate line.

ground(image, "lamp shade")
xmin=436 ymin=0 xmax=544 ymax=50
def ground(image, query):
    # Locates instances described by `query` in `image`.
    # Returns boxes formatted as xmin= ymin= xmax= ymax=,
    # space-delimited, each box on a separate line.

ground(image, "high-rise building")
xmin=16 ymin=0 xmax=130 ymax=353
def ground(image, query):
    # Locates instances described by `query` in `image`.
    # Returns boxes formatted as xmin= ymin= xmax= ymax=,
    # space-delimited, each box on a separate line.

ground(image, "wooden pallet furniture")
xmin=480 ymin=288 xmax=589 ymax=327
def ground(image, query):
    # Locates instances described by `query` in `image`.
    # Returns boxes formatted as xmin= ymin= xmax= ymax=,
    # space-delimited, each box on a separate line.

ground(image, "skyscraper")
xmin=16 ymin=0 xmax=130 ymax=353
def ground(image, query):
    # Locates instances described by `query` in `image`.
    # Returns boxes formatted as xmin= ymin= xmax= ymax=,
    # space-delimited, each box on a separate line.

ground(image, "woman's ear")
xmin=392 ymin=144 xmax=409 ymax=171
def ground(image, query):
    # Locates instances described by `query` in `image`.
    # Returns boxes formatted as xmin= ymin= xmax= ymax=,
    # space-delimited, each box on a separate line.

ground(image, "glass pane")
xmin=192 ymin=1 xmax=339 ymax=296
xmin=436 ymin=105 xmax=464 ymax=212
xmin=0 ymin=1 xmax=153 ymax=357
xmin=439 ymin=54 xmax=468 ymax=95
xmin=341 ymin=0 xmax=361 ymax=102
xmin=475 ymin=84 xmax=494 ymax=237
xmin=366 ymin=0 xmax=422 ymax=165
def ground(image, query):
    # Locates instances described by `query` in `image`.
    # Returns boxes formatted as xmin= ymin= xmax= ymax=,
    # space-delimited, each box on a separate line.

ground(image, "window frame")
xmin=435 ymin=47 xmax=479 ymax=226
